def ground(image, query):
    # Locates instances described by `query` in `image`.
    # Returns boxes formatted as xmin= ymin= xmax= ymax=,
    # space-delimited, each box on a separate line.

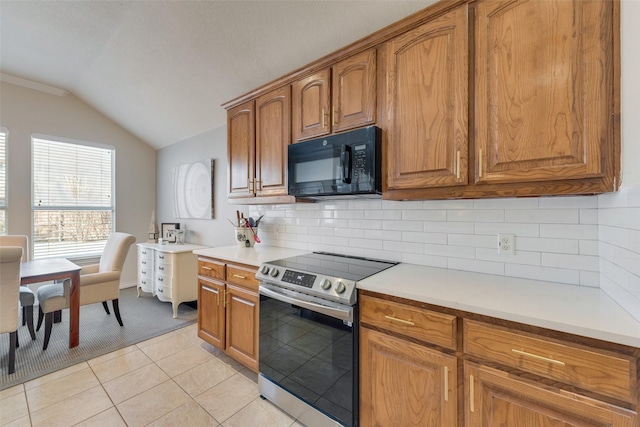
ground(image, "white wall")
xmin=0 ymin=81 xmax=156 ymax=285
xmin=156 ymin=127 xmax=239 ymax=247
xmin=620 ymin=0 xmax=640 ymax=186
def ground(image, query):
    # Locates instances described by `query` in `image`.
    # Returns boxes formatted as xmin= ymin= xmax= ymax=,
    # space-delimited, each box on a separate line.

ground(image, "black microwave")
xmin=287 ymin=126 xmax=382 ymax=199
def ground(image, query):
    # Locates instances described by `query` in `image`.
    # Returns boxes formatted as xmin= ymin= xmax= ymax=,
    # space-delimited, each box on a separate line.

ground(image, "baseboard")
xmin=120 ymin=280 xmax=136 ymax=289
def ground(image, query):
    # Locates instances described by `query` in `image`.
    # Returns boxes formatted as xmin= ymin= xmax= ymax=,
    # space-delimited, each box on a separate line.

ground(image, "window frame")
xmin=31 ymin=134 xmax=116 ymax=260
xmin=0 ymin=127 xmax=7 ymax=235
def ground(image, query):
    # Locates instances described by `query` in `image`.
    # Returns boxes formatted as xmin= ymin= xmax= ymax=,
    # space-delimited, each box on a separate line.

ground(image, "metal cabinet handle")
xmin=444 ymin=366 xmax=449 ymax=402
xmin=384 ymin=315 xmax=415 ymax=326
xmin=469 ymin=374 xmax=475 ymax=413
xmin=159 ymin=255 xmax=165 ymax=259
xmin=478 ymin=149 xmax=483 ymax=178
xmin=511 ymin=349 xmax=565 ymax=366
xmin=202 ymin=266 xmax=212 ymax=271
xmin=456 ymin=150 xmax=461 ymax=179
xmin=232 ymin=274 xmax=246 ymax=279
xmin=321 ymin=108 xmax=325 ymax=128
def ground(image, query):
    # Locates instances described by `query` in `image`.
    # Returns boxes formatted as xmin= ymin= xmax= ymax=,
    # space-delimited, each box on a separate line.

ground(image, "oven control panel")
xmin=256 ymin=263 xmax=357 ymax=305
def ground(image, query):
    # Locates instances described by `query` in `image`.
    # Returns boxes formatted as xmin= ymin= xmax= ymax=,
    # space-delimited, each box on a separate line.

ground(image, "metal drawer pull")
xmin=511 ymin=349 xmax=566 ymax=366
xmin=384 ymin=315 xmax=415 ymax=326
xmin=202 ymin=266 xmax=212 ymax=271
xmin=444 ymin=367 xmax=449 ymax=402
xmin=232 ymin=274 xmax=246 ymax=279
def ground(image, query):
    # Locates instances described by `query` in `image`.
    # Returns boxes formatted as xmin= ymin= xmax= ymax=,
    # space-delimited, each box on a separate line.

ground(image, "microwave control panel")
xmin=353 ymin=144 xmax=369 ymax=184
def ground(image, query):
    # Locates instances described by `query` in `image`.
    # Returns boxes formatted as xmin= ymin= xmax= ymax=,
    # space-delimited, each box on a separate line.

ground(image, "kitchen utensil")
xmin=254 ymin=215 xmax=264 ymax=227
xmin=247 ymin=223 xmax=260 ymax=243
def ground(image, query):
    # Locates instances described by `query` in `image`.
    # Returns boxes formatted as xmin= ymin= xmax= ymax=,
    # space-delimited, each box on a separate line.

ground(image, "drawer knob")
xmin=511 ymin=349 xmax=565 ymax=366
xmin=384 ymin=315 xmax=415 ymax=326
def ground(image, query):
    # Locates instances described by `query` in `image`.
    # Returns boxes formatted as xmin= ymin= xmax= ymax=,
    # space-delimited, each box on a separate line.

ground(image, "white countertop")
xmin=191 ymin=245 xmax=640 ymax=348
xmin=358 ymin=263 xmax=640 ymax=348
xmin=138 ymin=242 xmax=209 ymax=253
xmin=193 ymin=245 xmax=308 ymax=267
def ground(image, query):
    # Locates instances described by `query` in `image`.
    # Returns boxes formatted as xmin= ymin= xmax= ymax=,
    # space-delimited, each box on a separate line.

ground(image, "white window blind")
xmin=0 ymin=128 xmax=6 ymax=235
xmin=32 ymin=135 xmax=115 ymax=259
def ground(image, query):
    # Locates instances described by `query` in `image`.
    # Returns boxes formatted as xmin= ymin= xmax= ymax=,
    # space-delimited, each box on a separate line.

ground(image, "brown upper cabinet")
xmin=224 ymin=0 xmax=619 ymax=202
xmin=227 ymin=87 xmax=293 ymax=202
xmin=382 ymin=5 xmax=469 ymax=192
xmin=292 ymin=49 xmax=376 ymax=142
xmin=474 ymin=0 xmax=616 ymax=188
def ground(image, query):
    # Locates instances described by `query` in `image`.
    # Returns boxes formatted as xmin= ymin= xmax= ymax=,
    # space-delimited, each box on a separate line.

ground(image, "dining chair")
xmin=0 ymin=246 xmax=24 ymax=374
xmin=36 ymin=232 xmax=136 ymax=349
xmin=0 ymin=235 xmax=36 ymax=341
xmin=36 ymin=279 xmax=71 ymax=350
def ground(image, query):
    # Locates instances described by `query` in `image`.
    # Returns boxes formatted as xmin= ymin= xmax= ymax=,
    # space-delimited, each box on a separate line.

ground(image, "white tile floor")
xmin=0 ymin=324 xmax=304 ymax=427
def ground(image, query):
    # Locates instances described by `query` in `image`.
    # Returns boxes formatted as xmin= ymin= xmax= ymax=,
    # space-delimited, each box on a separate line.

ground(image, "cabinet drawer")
xmin=360 ymin=294 xmax=457 ymax=350
xmin=198 ymin=258 xmax=225 ymax=280
xmin=463 ymin=319 xmax=637 ymax=403
xmin=156 ymin=273 xmax=173 ymax=289
xmin=156 ymin=262 xmax=173 ymax=277
xmin=226 ymin=264 xmax=259 ymax=291
xmin=138 ymin=267 xmax=153 ymax=280
xmin=156 ymin=251 xmax=173 ymax=265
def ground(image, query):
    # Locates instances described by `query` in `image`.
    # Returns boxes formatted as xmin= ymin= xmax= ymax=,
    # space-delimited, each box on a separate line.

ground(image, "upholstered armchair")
xmin=0 ymin=235 xmax=35 ymax=341
xmin=37 ymin=232 xmax=136 ymax=350
xmin=0 ymin=246 xmax=24 ymax=374
xmin=78 ymin=232 xmax=136 ymax=325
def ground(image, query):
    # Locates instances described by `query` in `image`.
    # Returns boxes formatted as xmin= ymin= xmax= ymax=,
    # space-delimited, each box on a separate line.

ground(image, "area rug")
xmin=0 ymin=287 xmax=197 ymax=390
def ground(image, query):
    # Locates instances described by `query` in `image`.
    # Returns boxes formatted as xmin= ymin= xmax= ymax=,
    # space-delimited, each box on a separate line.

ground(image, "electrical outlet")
xmin=498 ymin=234 xmax=515 ymax=255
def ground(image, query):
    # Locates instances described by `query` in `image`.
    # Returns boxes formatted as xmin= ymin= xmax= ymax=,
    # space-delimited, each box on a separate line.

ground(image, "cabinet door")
xmin=225 ymin=284 xmax=259 ymax=372
xmin=227 ymin=100 xmax=255 ymax=198
xmin=360 ymin=328 xmax=457 ymax=427
xmin=383 ymin=5 xmax=468 ymax=191
xmin=255 ymin=86 xmax=290 ymax=197
xmin=198 ymin=278 xmax=225 ymax=350
xmin=292 ymin=68 xmax=331 ymax=141
xmin=474 ymin=0 xmax=614 ymax=185
xmin=332 ymin=49 xmax=376 ymax=133
xmin=465 ymin=362 xmax=637 ymax=427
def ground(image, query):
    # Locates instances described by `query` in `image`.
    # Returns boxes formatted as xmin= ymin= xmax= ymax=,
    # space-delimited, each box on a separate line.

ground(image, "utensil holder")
xmin=235 ymin=226 xmax=257 ymax=247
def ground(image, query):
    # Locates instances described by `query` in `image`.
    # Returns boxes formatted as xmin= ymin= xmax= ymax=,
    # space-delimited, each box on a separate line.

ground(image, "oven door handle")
xmin=259 ymin=285 xmax=353 ymax=323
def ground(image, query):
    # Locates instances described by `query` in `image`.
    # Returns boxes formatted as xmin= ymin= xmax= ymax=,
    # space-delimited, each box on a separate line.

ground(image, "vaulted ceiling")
xmin=0 ymin=0 xmax=434 ymax=149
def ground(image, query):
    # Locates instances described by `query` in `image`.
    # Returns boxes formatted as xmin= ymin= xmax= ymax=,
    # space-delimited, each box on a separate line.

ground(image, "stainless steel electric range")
xmin=256 ymin=252 xmax=398 ymax=427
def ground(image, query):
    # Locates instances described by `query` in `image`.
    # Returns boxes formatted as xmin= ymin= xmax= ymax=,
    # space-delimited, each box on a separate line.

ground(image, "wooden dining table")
xmin=20 ymin=258 xmax=82 ymax=348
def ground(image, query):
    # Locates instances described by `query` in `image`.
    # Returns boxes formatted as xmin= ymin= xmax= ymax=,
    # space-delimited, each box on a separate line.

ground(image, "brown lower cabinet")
xmin=197 ymin=257 xmax=259 ymax=372
xmin=359 ymin=290 xmax=639 ymax=427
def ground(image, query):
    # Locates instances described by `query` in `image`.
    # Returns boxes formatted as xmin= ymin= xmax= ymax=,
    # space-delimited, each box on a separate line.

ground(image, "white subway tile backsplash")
xmin=401 ymin=252 xmax=448 ymax=268
xmin=579 ymin=209 xmax=598 ymax=224
xmin=423 ymin=199 xmax=474 ymax=210
xmin=542 ymin=253 xmax=599 ymax=272
xmin=402 ymin=231 xmax=447 ymax=244
xmin=425 ymin=244 xmax=475 ymax=259
xmin=365 ymin=209 xmax=402 ymax=220
xmin=505 ymin=209 xmax=579 ymax=224
xmin=505 ymin=264 xmax=580 ymax=285
xmin=516 ymin=237 xmax=579 ymax=254
xmin=540 ymin=224 xmax=598 ymax=240
xmin=538 ymin=195 xmax=597 ymax=209
xmin=473 ymin=197 xmax=538 ymax=210
xmin=448 ymin=234 xmax=496 ymax=248
xmin=476 ymin=248 xmax=541 ymax=266
xmin=579 ymin=271 xmax=600 ymax=287
xmin=447 ymin=209 xmax=504 ymax=222
xmin=475 ymin=222 xmax=539 ymax=237
xmin=402 ymin=209 xmax=447 ymax=221
xmin=384 ymin=240 xmax=424 ymax=254
xmin=250 ymin=184 xmax=640 ymax=322
xmin=579 ymin=240 xmax=599 ymax=256
xmin=448 ymin=258 xmax=505 ymax=275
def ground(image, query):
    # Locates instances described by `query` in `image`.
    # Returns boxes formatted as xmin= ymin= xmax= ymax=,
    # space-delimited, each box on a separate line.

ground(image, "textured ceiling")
xmin=0 ymin=0 xmax=435 ymax=149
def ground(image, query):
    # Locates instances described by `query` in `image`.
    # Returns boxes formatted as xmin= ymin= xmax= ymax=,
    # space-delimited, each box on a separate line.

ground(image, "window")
xmin=0 ymin=128 xmax=7 ymax=235
xmin=32 ymin=135 xmax=115 ymax=259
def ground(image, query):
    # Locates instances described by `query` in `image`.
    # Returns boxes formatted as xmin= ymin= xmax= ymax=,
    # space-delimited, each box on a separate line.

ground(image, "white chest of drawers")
xmin=136 ymin=243 xmax=208 ymax=318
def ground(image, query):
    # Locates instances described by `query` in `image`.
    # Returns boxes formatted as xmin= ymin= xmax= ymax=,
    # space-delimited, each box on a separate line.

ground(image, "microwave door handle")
xmin=340 ymin=144 xmax=352 ymax=184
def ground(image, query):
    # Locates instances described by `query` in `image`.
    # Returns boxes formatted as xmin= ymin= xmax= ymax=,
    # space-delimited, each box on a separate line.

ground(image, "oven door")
xmin=259 ymin=283 xmax=357 ymax=427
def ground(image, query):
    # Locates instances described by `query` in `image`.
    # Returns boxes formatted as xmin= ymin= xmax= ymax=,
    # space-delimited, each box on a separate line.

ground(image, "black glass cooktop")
xmin=268 ymin=251 xmax=398 ymax=282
